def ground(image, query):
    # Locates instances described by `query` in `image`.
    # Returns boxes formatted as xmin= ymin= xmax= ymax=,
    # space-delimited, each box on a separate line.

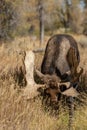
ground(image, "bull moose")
xmin=36 ymin=34 xmax=83 ymax=103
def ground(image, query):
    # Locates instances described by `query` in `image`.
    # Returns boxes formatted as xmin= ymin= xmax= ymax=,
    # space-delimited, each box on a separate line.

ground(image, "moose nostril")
xmin=60 ymin=85 xmax=67 ymax=92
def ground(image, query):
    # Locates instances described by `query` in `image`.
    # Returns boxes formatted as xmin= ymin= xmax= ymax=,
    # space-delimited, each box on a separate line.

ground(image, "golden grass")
xmin=0 ymin=45 xmax=26 ymax=87
xmin=0 ymin=78 xmax=68 ymax=130
xmin=0 ymin=76 xmax=87 ymax=130
xmin=0 ymin=35 xmax=87 ymax=130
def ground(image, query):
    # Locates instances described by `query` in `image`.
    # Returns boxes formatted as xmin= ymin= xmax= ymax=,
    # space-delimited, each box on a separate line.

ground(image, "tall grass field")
xmin=0 ymin=34 xmax=87 ymax=130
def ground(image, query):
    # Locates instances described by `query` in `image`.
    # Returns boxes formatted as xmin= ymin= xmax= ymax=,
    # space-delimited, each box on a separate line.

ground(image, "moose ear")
xmin=62 ymin=87 xmax=79 ymax=97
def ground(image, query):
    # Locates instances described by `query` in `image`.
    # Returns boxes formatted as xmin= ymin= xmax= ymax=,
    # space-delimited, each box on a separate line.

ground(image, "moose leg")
xmin=68 ymin=96 xmax=74 ymax=130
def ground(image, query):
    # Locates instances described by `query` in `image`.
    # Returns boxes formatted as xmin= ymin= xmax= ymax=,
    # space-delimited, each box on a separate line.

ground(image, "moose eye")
xmin=59 ymin=85 xmax=67 ymax=92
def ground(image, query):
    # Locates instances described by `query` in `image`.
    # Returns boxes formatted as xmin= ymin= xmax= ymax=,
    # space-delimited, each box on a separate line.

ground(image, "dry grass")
xmin=0 ymin=45 xmax=26 ymax=86
xmin=0 ymin=77 xmax=70 ymax=130
xmin=0 ymin=34 xmax=87 ymax=130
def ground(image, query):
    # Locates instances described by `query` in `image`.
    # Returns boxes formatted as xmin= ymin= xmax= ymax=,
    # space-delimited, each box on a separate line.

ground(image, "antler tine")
xmin=35 ymin=69 xmax=44 ymax=79
xmin=35 ymin=69 xmax=61 ymax=85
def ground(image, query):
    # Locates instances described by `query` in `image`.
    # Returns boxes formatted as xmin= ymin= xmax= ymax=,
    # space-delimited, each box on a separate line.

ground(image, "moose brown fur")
xmin=41 ymin=34 xmax=80 ymax=79
xmin=37 ymin=34 xmax=83 ymax=103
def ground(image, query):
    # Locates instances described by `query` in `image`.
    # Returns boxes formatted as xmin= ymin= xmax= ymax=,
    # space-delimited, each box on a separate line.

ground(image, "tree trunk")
xmin=23 ymin=51 xmax=45 ymax=99
xmin=39 ymin=0 xmax=44 ymax=44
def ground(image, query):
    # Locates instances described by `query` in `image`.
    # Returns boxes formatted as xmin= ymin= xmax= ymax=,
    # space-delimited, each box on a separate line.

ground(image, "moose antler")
xmin=35 ymin=69 xmax=61 ymax=86
xmin=35 ymin=69 xmax=79 ymax=101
